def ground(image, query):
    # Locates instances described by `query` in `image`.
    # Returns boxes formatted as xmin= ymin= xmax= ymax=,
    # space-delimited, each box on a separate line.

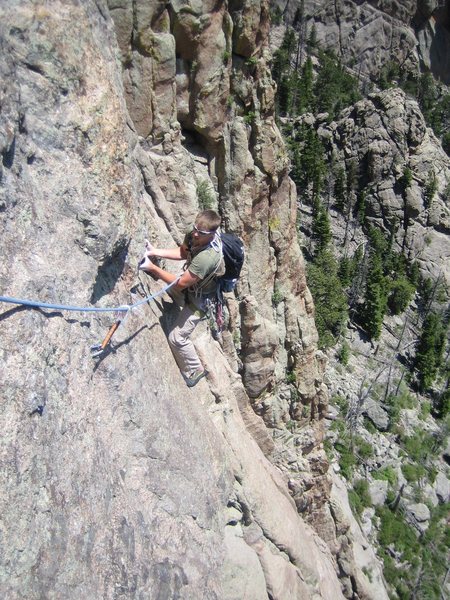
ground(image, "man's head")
xmin=192 ymin=210 xmax=221 ymax=245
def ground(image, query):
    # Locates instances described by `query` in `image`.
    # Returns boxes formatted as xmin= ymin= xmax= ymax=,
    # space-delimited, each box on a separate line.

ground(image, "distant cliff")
xmin=269 ymin=2 xmax=450 ymax=599
xmin=272 ymin=0 xmax=450 ymax=83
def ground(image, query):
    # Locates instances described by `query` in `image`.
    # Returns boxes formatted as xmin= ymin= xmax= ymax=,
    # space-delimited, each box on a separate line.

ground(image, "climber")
xmin=139 ymin=210 xmax=225 ymax=387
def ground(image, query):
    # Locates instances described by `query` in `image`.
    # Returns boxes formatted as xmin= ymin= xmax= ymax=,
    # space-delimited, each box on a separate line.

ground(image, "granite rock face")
xmin=0 ymin=1 xmax=350 ymax=599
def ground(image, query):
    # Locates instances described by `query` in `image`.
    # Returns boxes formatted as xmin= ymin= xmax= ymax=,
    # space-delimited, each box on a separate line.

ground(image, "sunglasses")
xmin=193 ymin=225 xmax=213 ymax=236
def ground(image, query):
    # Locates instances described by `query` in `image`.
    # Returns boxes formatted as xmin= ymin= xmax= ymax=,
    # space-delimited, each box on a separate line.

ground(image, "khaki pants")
xmin=168 ymin=302 xmax=205 ymax=378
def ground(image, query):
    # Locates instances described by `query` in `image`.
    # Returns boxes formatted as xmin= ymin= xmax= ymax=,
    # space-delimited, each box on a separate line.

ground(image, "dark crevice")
xmin=23 ymin=61 xmax=45 ymax=76
xmin=18 ymin=113 xmax=27 ymax=134
xmin=2 ymin=136 xmax=15 ymax=169
xmin=90 ymin=242 xmax=129 ymax=304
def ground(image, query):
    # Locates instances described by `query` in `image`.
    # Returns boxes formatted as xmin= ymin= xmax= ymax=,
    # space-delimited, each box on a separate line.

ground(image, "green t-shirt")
xmin=184 ymin=232 xmax=224 ymax=295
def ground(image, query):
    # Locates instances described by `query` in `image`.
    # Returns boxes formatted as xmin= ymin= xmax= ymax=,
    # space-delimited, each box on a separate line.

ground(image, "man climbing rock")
xmin=140 ymin=210 xmax=225 ymax=387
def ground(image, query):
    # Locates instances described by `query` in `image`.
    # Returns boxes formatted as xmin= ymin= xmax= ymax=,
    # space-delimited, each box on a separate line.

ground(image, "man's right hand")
xmin=145 ymin=239 xmax=156 ymax=257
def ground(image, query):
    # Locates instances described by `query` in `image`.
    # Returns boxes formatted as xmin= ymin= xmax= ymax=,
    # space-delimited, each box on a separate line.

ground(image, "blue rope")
xmin=0 ymin=277 xmax=181 ymax=314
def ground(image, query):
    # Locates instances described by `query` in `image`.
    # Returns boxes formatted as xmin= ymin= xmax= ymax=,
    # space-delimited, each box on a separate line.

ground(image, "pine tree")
xmin=367 ymin=226 xmax=389 ymax=257
xmin=273 ymin=29 xmax=296 ymax=116
xmin=311 ymin=199 xmax=331 ymax=254
xmin=424 ymin=170 xmax=437 ymax=209
xmin=417 ymin=71 xmax=436 ymax=124
xmin=307 ymin=250 xmax=348 ymax=347
xmin=354 ymin=189 xmax=367 ymax=224
xmin=314 ymin=50 xmax=361 ymax=119
xmin=388 ymin=277 xmax=416 ymax=315
xmin=297 ymin=56 xmax=314 ymax=114
xmin=277 ymin=75 xmax=291 ymax=115
xmin=334 ymin=166 xmax=347 ymax=211
xmin=361 ymin=253 xmax=388 ymax=339
xmin=399 ymin=166 xmax=413 ymax=192
xmin=290 ymin=143 xmax=302 ymax=189
xmin=338 ymin=254 xmax=357 ymax=288
xmin=296 ymin=125 xmax=326 ymax=202
xmin=307 ymin=22 xmax=317 ymax=52
xmin=414 ymin=312 xmax=447 ymax=391
xmin=293 ymin=0 xmax=305 ymax=70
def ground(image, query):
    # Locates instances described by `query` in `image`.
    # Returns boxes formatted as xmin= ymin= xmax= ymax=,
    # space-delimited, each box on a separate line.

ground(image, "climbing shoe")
xmin=184 ymin=369 xmax=208 ymax=388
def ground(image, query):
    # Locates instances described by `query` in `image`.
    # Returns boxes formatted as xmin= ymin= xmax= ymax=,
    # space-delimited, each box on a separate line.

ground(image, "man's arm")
xmin=145 ymin=240 xmax=188 ymax=260
xmin=142 ymin=262 xmax=199 ymax=291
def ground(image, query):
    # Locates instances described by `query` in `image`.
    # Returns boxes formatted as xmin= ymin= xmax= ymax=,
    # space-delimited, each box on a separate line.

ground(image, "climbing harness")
xmin=205 ymin=295 xmax=224 ymax=340
xmin=0 ymin=276 xmax=181 ymax=358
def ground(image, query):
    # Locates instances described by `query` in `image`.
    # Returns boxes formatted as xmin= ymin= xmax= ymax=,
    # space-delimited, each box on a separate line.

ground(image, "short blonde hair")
xmin=195 ymin=210 xmax=221 ymax=232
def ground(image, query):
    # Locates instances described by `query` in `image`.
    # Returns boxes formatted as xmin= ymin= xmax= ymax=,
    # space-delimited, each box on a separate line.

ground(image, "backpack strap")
xmin=188 ymin=231 xmax=223 ymax=297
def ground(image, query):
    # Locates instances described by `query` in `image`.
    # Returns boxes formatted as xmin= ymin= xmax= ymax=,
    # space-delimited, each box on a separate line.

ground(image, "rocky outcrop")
xmin=297 ymin=86 xmax=450 ymax=289
xmin=0 ymin=1 xmax=353 ymax=598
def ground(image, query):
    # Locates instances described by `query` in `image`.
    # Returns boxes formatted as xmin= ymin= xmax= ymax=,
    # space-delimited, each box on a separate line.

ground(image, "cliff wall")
xmin=0 ymin=1 xmax=356 ymax=598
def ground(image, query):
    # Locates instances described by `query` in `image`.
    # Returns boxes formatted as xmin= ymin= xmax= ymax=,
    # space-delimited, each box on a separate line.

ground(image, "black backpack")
xmin=218 ymin=233 xmax=244 ymax=292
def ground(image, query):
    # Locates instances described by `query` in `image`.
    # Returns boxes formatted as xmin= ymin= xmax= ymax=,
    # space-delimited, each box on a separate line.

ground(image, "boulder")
xmin=363 ymin=398 xmax=390 ymax=431
xmin=368 ymin=480 xmax=389 ymax=506
xmin=434 ymin=471 xmax=450 ymax=503
xmin=405 ymin=502 xmax=431 ymax=534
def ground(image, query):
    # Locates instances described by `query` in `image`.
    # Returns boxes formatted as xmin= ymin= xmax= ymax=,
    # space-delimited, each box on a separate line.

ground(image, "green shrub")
xmin=349 ymin=479 xmax=371 ymax=516
xmin=335 ymin=435 xmax=373 ymax=479
xmin=196 ymin=179 xmax=215 ymax=210
xmin=272 ymin=285 xmax=284 ymax=306
xmin=401 ymin=462 xmax=426 ymax=483
xmin=419 ymin=400 xmax=431 ymax=420
xmin=376 ymin=506 xmax=420 ymax=563
xmin=378 ymin=502 xmax=450 ymax=599
xmin=363 ymin=417 xmax=377 ymax=434
xmin=355 ymin=435 xmax=374 ymax=460
xmin=270 ymin=6 xmax=283 ymax=25
xmin=243 ymin=111 xmax=256 ymax=124
xmin=338 ymin=341 xmax=350 ymax=365
xmin=397 ymin=390 xmax=417 ymax=409
xmin=372 ymin=466 xmax=398 ymax=487
xmin=330 ymin=418 xmax=346 ymax=434
xmin=403 ymin=430 xmax=437 ymax=462
xmin=285 ymin=370 xmax=296 ymax=384
xmin=335 ymin=440 xmax=356 ymax=479
xmin=385 ymin=390 xmax=416 ymax=428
